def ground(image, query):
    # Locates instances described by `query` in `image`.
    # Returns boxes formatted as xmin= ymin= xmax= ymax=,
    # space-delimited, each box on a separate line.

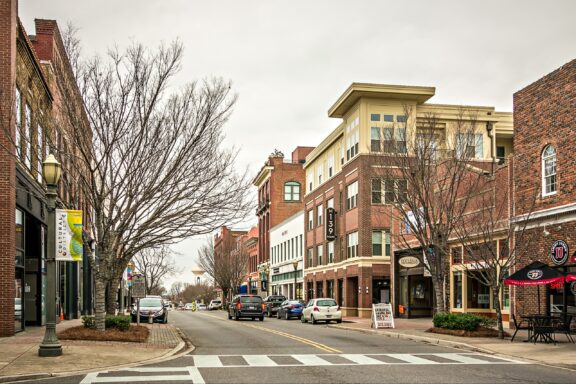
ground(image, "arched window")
xmin=284 ymin=181 xmax=301 ymax=201
xmin=542 ymin=145 xmax=557 ymax=196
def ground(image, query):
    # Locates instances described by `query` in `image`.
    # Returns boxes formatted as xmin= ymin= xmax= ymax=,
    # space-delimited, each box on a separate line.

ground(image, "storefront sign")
xmin=570 ymin=281 xmax=576 ymax=296
xmin=527 ymin=269 xmax=543 ymax=279
xmin=55 ymin=209 xmax=83 ymax=262
xmin=398 ymin=256 xmax=420 ymax=268
xmin=550 ymin=240 xmax=569 ymax=265
xmin=372 ymin=303 xmax=394 ymax=329
xmin=326 ymin=208 xmax=336 ymax=241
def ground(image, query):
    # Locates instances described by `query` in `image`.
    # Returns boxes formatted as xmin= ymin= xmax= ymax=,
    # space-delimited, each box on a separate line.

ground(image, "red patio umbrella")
xmin=505 ymin=261 xmax=565 ymax=314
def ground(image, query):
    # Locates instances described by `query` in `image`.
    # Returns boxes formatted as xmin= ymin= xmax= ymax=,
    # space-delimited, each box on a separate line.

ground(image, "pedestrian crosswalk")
xmin=80 ymin=353 xmax=526 ymax=383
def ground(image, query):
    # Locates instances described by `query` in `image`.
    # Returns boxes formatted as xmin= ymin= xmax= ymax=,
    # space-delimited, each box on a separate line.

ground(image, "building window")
xmin=383 ymin=114 xmax=394 ymax=122
xmin=284 ymin=181 xmax=301 ymax=201
xmin=496 ymin=146 xmax=505 ymax=165
xmin=327 ymin=198 xmax=334 ymax=209
xmin=317 ymin=164 xmax=323 ymax=185
xmin=346 ymin=181 xmax=358 ymax=210
xmin=451 ymin=247 xmax=462 ymax=264
xmin=502 ymin=268 xmax=510 ymax=309
xmin=542 ymin=145 xmax=557 ymax=196
xmin=24 ymin=103 xmax=31 ymax=169
xmin=372 ymin=179 xmax=407 ymax=204
xmin=395 ymin=127 xmax=407 ymax=153
xmin=327 ymin=280 xmax=334 ymax=298
xmin=15 ymin=88 xmax=21 ymax=158
xmin=316 ymin=281 xmax=324 ymax=298
xmin=317 ymin=203 xmax=323 ymax=226
xmin=467 ymin=271 xmax=490 ymax=309
xmin=416 ymin=132 xmax=439 ymax=160
xmin=317 ymin=245 xmax=323 ymax=265
xmin=37 ymin=124 xmax=43 ymax=183
xmin=308 ymin=209 xmax=314 ymax=230
xmin=456 ymin=133 xmax=483 ymax=159
xmin=371 ymin=179 xmax=382 ymax=204
xmin=453 ymin=271 xmax=463 ymax=309
xmin=307 ymin=248 xmax=313 ymax=268
xmin=371 ymin=127 xmax=381 ymax=152
xmin=370 ymin=113 xmax=380 ymax=121
xmin=372 ymin=230 xmax=391 ymax=256
xmin=327 ymin=156 xmax=334 ymax=177
xmin=307 ymin=171 xmax=313 ymax=193
xmin=347 ymin=232 xmax=358 ymax=258
xmin=300 ymin=235 xmax=303 ymax=256
xmin=340 ymin=145 xmax=345 ymax=165
xmin=382 ymin=127 xmax=406 ymax=153
xmin=396 ymin=115 xmax=407 ymax=123
xmin=328 ymin=241 xmax=334 ymax=263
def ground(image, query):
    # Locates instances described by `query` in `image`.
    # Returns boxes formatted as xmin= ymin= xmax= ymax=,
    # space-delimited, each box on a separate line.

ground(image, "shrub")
xmin=105 ymin=315 xmax=131 ymax=331
xmin=433 ymin=312 xmax=484 ymax=331
xmin=479 ymin=316 xmax=497 ymax=329
xmin=82 ymin=315 xmax=96 ymax=329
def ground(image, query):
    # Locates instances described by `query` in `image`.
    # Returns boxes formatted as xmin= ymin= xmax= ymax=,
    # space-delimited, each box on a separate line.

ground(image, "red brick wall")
xmin=0 ymin=0 xmax=17 ymax=337
xmin=514 ymin=59 xmax=576 ymax=216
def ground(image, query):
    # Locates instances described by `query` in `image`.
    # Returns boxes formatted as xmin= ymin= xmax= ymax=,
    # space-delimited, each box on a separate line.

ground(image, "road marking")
xmin=291 ymin=354 xmax=332 ymax=366
xmin=188 ymin=366 xmax=206 ymax=384
xmin=194 ymin=355 xmax=223 ymax=367
xmin=81 ymin=374 xmax=193 ymax=383
xmin=434 ymin=353 xmax=492 ymax=364
xmin=387 ymin=354 xmax=439 ymax=364
xmin=200 ymin=312 xmax=342 ymax=353
xmin=340 ymin=354 xmax=386 ymax=365
xmin=243 ymin=354 xmax=277 ymax=366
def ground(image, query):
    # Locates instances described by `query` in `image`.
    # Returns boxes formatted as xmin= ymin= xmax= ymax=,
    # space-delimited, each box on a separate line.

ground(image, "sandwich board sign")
xmin=372 ymin=303 xmax=394 ymax=329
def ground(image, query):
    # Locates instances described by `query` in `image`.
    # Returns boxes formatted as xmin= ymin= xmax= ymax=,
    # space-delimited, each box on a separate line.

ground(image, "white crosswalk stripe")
xmin=80 ymin=353 xmax=526 ymax=383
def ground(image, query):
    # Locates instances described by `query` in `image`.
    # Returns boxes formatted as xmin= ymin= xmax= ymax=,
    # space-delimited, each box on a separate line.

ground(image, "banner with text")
xmin=372 ymin=303 xmax=395 ymax=329
xmin=56 ymin=209 xmax=83 ymax=262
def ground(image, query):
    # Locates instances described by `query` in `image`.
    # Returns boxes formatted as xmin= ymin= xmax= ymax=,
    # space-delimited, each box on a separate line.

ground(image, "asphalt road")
xmin=33 ymin=310 xmax=576 ymax=383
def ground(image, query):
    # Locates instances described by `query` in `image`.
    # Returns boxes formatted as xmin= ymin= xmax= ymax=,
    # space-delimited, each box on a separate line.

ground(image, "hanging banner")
xmin=56 ymin=209 xmax=83 ymax=262
xmin=372 ymin=303 xmax=395 ymax=329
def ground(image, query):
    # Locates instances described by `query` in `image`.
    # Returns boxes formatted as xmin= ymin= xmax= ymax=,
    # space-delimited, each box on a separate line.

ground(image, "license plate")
xmin=326 ymin=315 xmax=332 ymax=318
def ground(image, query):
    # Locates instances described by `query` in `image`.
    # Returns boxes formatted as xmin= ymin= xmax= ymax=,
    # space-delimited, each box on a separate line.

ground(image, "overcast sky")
xmin=20 ymin=0 xmax=576 ymax=290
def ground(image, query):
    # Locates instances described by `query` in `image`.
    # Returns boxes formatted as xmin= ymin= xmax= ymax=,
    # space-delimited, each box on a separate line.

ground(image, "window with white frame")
xmin=15 ymin=88 xmax=21 ymax=158
xmin=395 ymin=127 xmax=407 ymax=153
xmin=372 ymin=230 xmax=391 ymax=257
xmin=317 ymin=164 xmax=323 ymax=185
xmin=308 ymin=209 xmax=314 ymax=230
xmin=416 ymin=132 xmax=439 ymax=160
xmin=371 ymin=127 xmax=381 ymax=152
xmin=284 ymin=181 xmax=301 ymax=201
xmin=24 ymin=103 xmax=31 ymax=169
xmin=340 ymin=145 xmax=345 ymax=165
xmin=327 ymin=155 xmax=334 ymax=177
xmin=317 ymin=203 xmax=323 ymax=226
xmin=371 ymin=178 xmax=407 ymax=204
xmin=347 ymin=232 xmax=358 ymax=258
xmin=346 ymin=181 xmax=358 ymax=210
xmin=307 ymin=248 xmax=313 ymax=268
xmin=542 ymin=145 xmax=557 ymax=196
xmin=456 ymin=133 xmax=483 ymax=159
xmin=317 ymin=244 xmax=323 ymax=265
xmin=307 ymin=171 xmax=313 ymax=192
xmin=37 ymin=124 xmax=43 ymax=183
xmin=328 ymin=241 xmax=334 ymax=263
xmin=327 ymin=198 xmax=334 ymax=209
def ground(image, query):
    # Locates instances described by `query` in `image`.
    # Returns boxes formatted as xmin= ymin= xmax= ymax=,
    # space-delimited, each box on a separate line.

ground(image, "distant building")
xmin=270 ymin=211 xmax=304 ymax=299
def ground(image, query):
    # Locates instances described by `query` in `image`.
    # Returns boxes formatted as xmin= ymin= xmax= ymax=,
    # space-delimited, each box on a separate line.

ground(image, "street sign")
xmin=326 ymin=208 xmax=336 ymax=241
xmin=132 ymin=274 xmax=146 ymax=298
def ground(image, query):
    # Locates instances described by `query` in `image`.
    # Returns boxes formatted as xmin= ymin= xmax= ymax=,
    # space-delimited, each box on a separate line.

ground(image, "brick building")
xmin=214 ymin=226 xmax=247 ymax=299
xmin=0 ymin=1 xmax=92 ymax=336
xmin=512 ymin=58 xmax=576 ymax=317
xmin=253 ymin=147 xmax=313 ymax=296
xmin=240 ymin=226 xmax=259 ymax=295
xmin=303 ymin=83 xmax=512 ymax=318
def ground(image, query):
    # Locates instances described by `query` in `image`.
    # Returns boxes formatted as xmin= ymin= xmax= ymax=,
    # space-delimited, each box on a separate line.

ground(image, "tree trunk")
xmin=94 ymin=275 xmax=107 ymax=331
xmin=106 ymin=279 xmax=118 ymax=315
xmin=492 ymin=285 xmax=505 ymax=339
xmin=432 ymin=275 xmax=446 ymax=313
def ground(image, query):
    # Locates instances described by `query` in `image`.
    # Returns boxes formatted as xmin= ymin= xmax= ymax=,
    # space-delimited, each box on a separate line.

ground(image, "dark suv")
xmin=263 ymin=295 xmax=287 ymax=317
xmin=228 ymin=295 xmax=265 ymax=321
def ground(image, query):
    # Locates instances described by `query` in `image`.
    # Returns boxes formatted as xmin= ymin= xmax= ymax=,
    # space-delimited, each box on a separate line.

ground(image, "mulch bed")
xmin=58 ymin=325 xmax=150 ymax=343
xmin=426 ymin=326 xmax=510 ymax=338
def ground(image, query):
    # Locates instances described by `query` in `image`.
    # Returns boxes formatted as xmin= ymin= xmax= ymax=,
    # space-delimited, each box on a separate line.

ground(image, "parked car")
xmin=263 ymin=295 xmax=287 ymax=317
xmin=276 ymin=300 xmax=304 ymax=320
xmin=302 ymin=298 xmax=341 ymax=324
xmin=184 ymin=303 xmax=194 ymax=310
xmin=131 ymin=297 xmax=168 ymax=323
xmin=228 ymin=295 xmax=265 ymax=321
xmin=197 ymin=303 xmax=207 ymax=311
xmin=208 ymin=299 xmax=222 ymax=310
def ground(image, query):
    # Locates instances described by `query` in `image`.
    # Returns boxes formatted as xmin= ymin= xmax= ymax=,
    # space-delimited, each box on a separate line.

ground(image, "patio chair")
xmin=511 ymin=314 xmax=531 ymax=342
xmin=553 ymin=315 xmax=574 ymax=343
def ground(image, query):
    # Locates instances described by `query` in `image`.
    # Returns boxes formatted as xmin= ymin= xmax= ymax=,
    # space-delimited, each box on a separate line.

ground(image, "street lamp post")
xmin=38 ymin=154 xmax=62 ymax=357
xmin=292 ymin=260 xmax=298 ymax=300
xmin=248 ymin=277 xmax=252 ymax=295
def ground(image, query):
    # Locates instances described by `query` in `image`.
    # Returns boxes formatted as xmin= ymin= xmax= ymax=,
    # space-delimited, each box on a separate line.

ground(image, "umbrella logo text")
xmin=527 ymin=269 xmax=543 ymax=280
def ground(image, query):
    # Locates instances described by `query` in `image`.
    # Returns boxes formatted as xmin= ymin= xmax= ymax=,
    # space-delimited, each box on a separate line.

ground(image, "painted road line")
xmin=436 ymin=353 xmax=493 ymax=364
xmin=340 ymin=354 xmax=386 ymax=365
xmin=243 ymin=355 xmax=278 ymax=366
xmin=80 ymin=374 xmax=193 ymax=383
xmin=188 ymin=367 xmax=206 ymax=384
xmin=387 ymin=354 xmax=439 ymax=364
xmin=291 ymin=354 xmax=332 ymax=366
xmin=194 ymin=355 xmax=224 ymax=368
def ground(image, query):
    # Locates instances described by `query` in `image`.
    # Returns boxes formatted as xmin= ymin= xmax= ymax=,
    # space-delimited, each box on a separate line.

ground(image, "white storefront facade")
xmin=270 ymin=211 xmax=304 ymax=300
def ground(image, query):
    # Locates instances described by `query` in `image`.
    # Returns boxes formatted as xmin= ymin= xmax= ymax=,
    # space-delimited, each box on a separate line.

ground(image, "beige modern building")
xmin=303 ymin=83 xmax=512 ymax=318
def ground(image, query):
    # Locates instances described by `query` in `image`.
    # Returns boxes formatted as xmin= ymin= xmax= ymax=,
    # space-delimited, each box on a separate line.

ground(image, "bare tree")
xmin=132 ymin=245 xmax=180 ymax=296
xmin=51 ymin=29 xmax=253 ymax=330
xmin=451 ymin=165 xmax=537 ymax=338
xmin=198 ymin=237 xmax=248 ymax=301
xmin=170 ymin=281 xmax=188 ymax=303
xmin=374 ymin=106 xmax=491 ymax=313
xmin=182 ymin=281 xmax=218 ymax=304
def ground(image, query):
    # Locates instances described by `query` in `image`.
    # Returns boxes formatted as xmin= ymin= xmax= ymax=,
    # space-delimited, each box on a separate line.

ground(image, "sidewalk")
xmin=0 ymin=319 xmax=186 ymax=382
xmin=332 ymin=317 xmax=576 ymax=369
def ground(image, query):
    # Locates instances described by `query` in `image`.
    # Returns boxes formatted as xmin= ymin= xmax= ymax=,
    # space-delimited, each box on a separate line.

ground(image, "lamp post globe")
xmin=38 ymin=154 xmax=62 ymax=357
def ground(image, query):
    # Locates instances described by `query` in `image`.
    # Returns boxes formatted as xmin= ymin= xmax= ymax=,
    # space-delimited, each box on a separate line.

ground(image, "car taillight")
xmin=236 ymin=303 xmax=242 ymax=309
xmin=287 ymin=305 xmax=294 ymax=309
xmin=261 ymin=303 xmax=266 ymax=311
xmin=313 ymin=307 xmax=319 ymax=312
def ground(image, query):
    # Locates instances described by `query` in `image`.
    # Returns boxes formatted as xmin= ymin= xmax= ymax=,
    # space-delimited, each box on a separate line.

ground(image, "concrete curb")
xmin=0 ymin=327 xmax=195 ymax=383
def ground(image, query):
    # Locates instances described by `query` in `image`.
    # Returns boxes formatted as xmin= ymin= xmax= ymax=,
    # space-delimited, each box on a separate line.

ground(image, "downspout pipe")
xmin=486 ymin=121 xmax=495 ymax=175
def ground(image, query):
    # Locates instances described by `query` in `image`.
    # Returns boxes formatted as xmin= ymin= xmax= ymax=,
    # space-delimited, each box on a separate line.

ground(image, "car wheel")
xmin=298 ymin=315 xmax=302 ymax=320
xmin=277 ymin=311 xmax=281 ymax=319
xmin=268 ymin=310 xmax=273 ymax=318
xmin=228 ymin=312 xmax=232 ymax=320
xmin=234 ymin=311 xmax=239 ymax=321
xmin=164 ymin=315 xmax=168 ymax=324
xmin=301 ymin=315 xmax=307 ymax=323
xmin=336 ymin=319 xmax=342 ymax=324
xmin=311 ymin=315 xmax=317 ymax=324
xmin=259 ymin=316 xmax=264 ymax=321
xmin=284 ymin=312 xmax=289 ymax=320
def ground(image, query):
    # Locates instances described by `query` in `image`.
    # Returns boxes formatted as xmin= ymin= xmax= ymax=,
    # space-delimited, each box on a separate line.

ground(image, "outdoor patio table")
xmin=523 ymin=315 xmax=556 ymax=344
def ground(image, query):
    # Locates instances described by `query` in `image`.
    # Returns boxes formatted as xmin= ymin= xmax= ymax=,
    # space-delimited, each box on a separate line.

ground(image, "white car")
xmin=197 ymin=304 xmax=207 ymax=311
xmin=184 ymin=303 xmax=194 ymax=310
xmin=302 ymin=298 xmax=342 ymax=324
xmin=208 ymin=299 xmax=222 ymax=310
